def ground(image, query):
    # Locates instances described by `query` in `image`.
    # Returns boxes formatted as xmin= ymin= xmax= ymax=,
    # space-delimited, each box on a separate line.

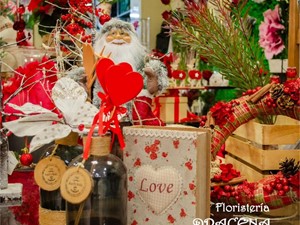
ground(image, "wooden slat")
xmin=233 ymin=117 xmax=300 ymax=146
xmin=288 ymin=0 xmax=299 ymax=73
xmin=226 ymin=135 xmax=300 ymax=171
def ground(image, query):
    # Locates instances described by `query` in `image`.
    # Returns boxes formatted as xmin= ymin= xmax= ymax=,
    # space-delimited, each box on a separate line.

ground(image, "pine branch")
xmin=168 ymin=0 xmax=270 ymax=94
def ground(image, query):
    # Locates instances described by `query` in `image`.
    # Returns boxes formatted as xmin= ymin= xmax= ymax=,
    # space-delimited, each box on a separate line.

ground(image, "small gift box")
xmin=157 ymin=96 xmax=188 ymax=124
xmin=123 ymin=126 xmax=211 ymax=225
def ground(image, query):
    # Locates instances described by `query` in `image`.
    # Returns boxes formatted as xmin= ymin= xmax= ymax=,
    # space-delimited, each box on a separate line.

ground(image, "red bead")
xmin=17 ymin=5 xmax=26 ymax=14
xmin=78 ymin=124 xmax=85 ymax=131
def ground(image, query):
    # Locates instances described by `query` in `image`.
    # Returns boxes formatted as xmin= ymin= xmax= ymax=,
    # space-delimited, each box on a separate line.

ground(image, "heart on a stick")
xmin=96 ymin=58 xmax=143 ymax=106
xmin=135 ymin=165 xmax=182 ymax=215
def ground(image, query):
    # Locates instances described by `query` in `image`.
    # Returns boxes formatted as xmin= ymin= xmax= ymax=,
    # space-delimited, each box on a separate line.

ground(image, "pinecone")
xmin=279 ymin=158 xmax=300 ymax=178
xmin=270 ymin=84 xmax=284 ymax=100
xmin=277 ymin=95 xmax=294 ymax=110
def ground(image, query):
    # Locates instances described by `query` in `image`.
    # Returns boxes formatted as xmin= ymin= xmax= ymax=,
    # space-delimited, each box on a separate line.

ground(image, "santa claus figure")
xmin=93 ymin=18 xmax=169 ymax=126
xmin=93 ymin=18 xmax=148 ymax=107
xmin=132 ymin=59 xmax=169 ymax=126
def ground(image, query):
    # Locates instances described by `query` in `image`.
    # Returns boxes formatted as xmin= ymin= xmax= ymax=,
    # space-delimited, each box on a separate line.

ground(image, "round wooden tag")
xmin=34 ymin=156 xmax=67 ymax=191
xmin=60 ymin=166 xmax=93 ymax=204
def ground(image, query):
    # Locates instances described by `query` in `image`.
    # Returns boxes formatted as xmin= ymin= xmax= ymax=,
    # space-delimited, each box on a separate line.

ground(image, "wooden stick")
xmin=247 ymin=83 xmax=274 ymax=104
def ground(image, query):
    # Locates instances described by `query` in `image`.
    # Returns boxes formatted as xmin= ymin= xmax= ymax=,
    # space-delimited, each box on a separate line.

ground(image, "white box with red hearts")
xmin=123 ymin=126 xmax=211 ymax=225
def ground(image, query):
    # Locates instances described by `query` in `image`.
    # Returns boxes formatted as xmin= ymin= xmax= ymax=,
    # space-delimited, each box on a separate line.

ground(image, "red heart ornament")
xmin=96 ymin=58 xmax=114 ymax=93
xmin=104 ymin=63 xmax=143 ymax=106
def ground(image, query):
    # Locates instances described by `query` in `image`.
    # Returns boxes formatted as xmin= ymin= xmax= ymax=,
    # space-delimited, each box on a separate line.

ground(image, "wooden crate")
xmin=226 ymin=116 xmax=300 ymax=182
xmin=233 ymin=116 xmax=300 ymax=146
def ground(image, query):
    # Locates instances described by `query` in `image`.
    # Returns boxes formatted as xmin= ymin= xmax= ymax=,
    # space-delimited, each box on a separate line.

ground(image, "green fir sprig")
xmin=169 ymin=0 xmax=270 ymax=95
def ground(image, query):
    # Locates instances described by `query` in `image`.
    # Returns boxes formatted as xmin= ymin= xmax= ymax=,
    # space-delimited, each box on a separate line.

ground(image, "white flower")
xmin=4 ymin=77 xmax=98 ymax=152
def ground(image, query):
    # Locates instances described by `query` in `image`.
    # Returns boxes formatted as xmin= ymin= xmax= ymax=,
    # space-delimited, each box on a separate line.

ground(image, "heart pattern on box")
xmin=135 ymin=165 xmax=182 ymax=215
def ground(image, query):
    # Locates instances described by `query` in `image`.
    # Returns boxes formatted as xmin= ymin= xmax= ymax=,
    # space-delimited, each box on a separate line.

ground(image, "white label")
xmin=8 ymin=151 xmax=19 ymax=175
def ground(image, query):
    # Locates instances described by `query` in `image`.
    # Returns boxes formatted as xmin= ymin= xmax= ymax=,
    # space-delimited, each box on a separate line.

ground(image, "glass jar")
xmin=37 ymin=132 xmax=82 ymax=225
xmin=66 ymin=133 xmax=127 ymax=225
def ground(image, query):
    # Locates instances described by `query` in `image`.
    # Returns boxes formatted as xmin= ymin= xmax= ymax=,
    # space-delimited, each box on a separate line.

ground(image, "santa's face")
xmin=94 ymin=27 xmax=147 ymax=71
xmin=105 ymin=28 xmax=131 ymax=45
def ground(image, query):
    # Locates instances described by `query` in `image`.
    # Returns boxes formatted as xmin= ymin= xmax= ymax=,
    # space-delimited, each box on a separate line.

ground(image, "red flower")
xmin=167 ymin=215 xmax=176 ymax=223
xmin=150 ymin=152 xmax=158 ymax=160
xmin=180 ymin=208 xmax=187 ymax=217
xmin=134 ymin=158 xmax=141 ymax=167
xmin=162 ymin=152 xmax=168 ymax=158
xmin=259 ymin=5 xmax=285 ymax=59
xmin=185 ymin=161 xmax=193 ymax=170
xmin=173 ymin=139 xmax=179 ymax=149
xmin=189 ymin=182 xmax=196 ymax=190
xmin=128 ymin=191 xmax=135 ymax=201
xmin=210 ymin=101 xmax=235 ymax=127
xmin=283 ymin=79 xmax=300 ymax=102
xmin=154 ymin=140 xmax=160 ymax=145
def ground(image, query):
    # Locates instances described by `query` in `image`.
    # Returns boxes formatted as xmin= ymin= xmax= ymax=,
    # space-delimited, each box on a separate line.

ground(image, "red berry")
xmin=281 ymin=178 xmax=288 ymax=185
xmin=278 ymin=190 xmax=285 ymax=196
xmin=270 ymin=181 xmax=276 ymax=188
xmin=263 ymin=184 xmax=273 ymax=194
xmin=275 ymin=183 xmax=283 ymax=191
xmin=17 ymin=5 xmax=26 ymax=14
xmin=213 ymin=174 xmax=222 ymax=182
xmin=224 ymin=185 xmax=231 ymax=192
xmin=78 ymin=124 xmax=85 ymax=131
xmin=99 ymin=14 xmax=111 ymax=25
xmin=20 ymin=153 xmax=33 ymax=166
xmin=283 ymin=185 xmax=290 ymax=193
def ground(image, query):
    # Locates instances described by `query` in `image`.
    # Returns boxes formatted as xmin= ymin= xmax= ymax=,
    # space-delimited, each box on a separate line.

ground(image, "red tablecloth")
xmin=8 ymin=170 xmax=40 ymax=225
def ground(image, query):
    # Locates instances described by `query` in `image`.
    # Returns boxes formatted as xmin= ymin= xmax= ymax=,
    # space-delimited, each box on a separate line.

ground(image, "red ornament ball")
xmin=20 ymin=153 xmax=33 ymax=166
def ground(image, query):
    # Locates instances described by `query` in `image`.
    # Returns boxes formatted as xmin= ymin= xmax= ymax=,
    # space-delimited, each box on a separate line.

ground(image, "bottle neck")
xmin=83 ymin=135 xmax=111 ymax=157
xmin=55 ymin=132 xmax=79 ymax=146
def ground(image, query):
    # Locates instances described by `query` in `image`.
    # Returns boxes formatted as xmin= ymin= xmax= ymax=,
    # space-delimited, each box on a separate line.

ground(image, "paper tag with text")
xmin=8 ymin=151 xmax=19 ymax=175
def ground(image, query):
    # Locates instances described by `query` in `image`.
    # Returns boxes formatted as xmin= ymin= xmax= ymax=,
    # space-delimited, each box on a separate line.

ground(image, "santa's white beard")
xmin=94 ymin=35 xmax=147 ymax=71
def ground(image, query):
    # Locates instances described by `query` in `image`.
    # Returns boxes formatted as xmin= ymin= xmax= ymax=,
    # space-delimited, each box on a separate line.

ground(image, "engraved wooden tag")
xmin=60 ymin=166 xmax=93 ymax=204
xmin=34 ymin=156 xmax=67 ymax=191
